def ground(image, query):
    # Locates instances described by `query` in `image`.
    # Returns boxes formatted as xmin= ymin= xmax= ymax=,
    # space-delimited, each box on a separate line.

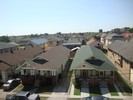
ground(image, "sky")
xmin=0 ymin=0 xmax=133 ymax=36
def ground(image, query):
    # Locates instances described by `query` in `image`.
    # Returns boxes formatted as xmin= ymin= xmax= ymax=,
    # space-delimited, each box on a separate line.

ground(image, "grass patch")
xmin=36 ymin=85 xmax=54 ymax=94
xmin=67 ymin=98 xmax=80 ymax=100
xmin=74 ymin=86 xmax=80 ymax=95
xmin=12 ymin=83 xmax=24 ymax=92
xmin=89 ymin=86 xmax=101 ymax=96
xmin=40 ymin=97 xmax=49 ymax=100
xmin=108 ymin=85 xmax=119 ymax=96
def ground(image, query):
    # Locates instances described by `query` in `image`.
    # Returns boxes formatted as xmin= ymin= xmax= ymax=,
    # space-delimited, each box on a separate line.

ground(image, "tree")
xmin=128 ymin=28 xmax=133 ymax=33
xmin=0 ymin=36 xmax=10 ymax=42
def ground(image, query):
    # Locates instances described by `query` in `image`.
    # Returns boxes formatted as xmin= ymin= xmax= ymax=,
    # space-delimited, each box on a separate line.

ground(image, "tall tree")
xmin=0 ymin=36 xmax=10 ymax=42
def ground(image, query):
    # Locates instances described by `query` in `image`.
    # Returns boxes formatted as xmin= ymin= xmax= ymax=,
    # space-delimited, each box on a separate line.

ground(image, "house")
xmin=86 ymin=38 xmax=103 ymax=50
xmin=70 ymin=45 xmax=116 ymax=86
xmin=0 ymin=46 xmax=43 ymax=82
xmin=108 ymin=40 xmax=133 ymax=83
xmin=0 ymin=42 xmax=19 ymax=54
xmin=63 ymin=38 xmax=82 ymax=50
xmin=105 ymin=33 xmax=125 ymax=46
xmin=47 ymin=37 xmax=64 ymax=47
xmin=18 ymin=46 xmax=70 ymax=85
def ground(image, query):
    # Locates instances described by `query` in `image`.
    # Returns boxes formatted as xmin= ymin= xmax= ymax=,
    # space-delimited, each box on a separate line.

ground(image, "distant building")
xmin=105 ymin=33 xmax=125 ymax=46
xmin=63 ymin=38 xmax=81 ymax=50
xmin=99 ymin=29 xmax=103 ymax=33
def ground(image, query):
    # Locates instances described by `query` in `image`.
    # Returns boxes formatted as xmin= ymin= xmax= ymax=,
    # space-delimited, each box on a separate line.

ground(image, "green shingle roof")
xmin=70 ymin=45 xmax=116 ymax=71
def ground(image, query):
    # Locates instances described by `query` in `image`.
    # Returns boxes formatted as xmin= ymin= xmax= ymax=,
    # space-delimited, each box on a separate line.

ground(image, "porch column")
xmin=2 ymin=70 xmax=8 ymax=82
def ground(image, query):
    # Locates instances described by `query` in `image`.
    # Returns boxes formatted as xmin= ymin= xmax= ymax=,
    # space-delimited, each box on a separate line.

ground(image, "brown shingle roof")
xmin=0 ymin=62 xmax=11 ymax=71
xmin=26 ymin=45 xmax=70 ymax=70
xmin=108 ymin=40 xmax=133 ymax=62
xmin=0 ymin=46 xmax=43 ymax=70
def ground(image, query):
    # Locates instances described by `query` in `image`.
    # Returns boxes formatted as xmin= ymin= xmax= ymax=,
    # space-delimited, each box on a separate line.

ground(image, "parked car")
xmin=81 ymin=96 xmax=109 ymax=100
xmin=3 ymin=78 xmax=21 ymax=91
xmin=6 ymin=91 xmax=40 ymax=100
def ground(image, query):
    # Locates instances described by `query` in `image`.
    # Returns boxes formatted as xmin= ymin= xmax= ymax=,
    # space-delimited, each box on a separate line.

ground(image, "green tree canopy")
xmin=0 ymin=36 xmax=10 ymax=42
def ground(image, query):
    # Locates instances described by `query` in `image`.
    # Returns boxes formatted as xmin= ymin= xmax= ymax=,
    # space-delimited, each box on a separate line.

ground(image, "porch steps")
xmin=34 ymin=80 xmax=40 ymax=87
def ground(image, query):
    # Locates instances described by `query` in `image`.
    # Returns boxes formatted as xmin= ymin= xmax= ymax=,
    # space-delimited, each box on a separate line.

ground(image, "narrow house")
xmin=108 ymin=40 xmax=133 ymax=83
xmin=19 ymin=46 xmax=70 ymax=85
xmin=70 ymin=45 xmax=116 ymax=86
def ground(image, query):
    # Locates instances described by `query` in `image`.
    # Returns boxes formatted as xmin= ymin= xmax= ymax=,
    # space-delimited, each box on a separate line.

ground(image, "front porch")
xmin=74 ymin=69 xmax=114 ymax=86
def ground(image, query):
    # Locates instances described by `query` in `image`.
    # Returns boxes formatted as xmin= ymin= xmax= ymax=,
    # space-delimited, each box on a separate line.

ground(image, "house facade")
xmin=70 ymin=45 xmax=116 ymax=86
xmin=18 ymin=46 xmax=70 ymax=85
xmin=108 ymin=40 xmax=133 ymax=83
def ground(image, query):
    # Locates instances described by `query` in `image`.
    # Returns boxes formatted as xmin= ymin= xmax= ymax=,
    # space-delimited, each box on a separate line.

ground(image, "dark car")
xmin=81 ymin=96 xmax=110 ymax=100
xmin=3 ymin=78 xmax=21 ymax=91
xmin=6 ymin=91 xmax=40 ymax=100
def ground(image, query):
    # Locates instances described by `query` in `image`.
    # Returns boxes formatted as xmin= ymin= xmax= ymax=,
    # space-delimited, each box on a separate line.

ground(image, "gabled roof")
xmin=70 ymin=45 xmax=116 ymax=71
xmin=0 ymin=42 xmax=18 ymax=50
xmin=86 ymin=38 xmax=103 ymax=46
xmin=0 ymin=46 xmax=43 ymax=69
xmin=108 ymin=40 xmax=133 ymax=62
xmin=22 ymin=46 xmax=70 ymax=70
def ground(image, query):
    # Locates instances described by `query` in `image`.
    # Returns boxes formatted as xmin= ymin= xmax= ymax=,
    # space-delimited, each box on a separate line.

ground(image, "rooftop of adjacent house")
xmin=105 ymin=33 xmax=125 ymax=40
xmin=0 ymin=46 xmax=43 ymax=71
xmin=70 ymin=45 xmax=116 ymax=71
xmin=22 ymin=45 xmax=70 ymax=70
xmin=30 ymin=38 xmax=48 ymax=44
xmin=0 ymin=42 xmax=18 ymax=50
xmin=108 ymin=40 xmax=133 ymax=62
xmin=0 ymin=61 xmax=11 ymax=71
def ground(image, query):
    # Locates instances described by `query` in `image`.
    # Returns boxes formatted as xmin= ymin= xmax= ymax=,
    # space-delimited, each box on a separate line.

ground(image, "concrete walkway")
xmin=70 ymin=82 xmax=74 ymax=96
xmin=81 ymin=87 xmax=90 ymax=97
xmin=100 ymin=87 xmax=111 ymax=97
xmin=114 ymin=84 xmax=123 ymax=97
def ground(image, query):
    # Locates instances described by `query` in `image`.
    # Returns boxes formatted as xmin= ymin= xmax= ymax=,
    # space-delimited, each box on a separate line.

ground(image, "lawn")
xmin=108 ymin=85 xmax=119 ymax=96
xmin=40 ymin=97 xmax=49 ymax=100
xmin=36 ymin=85 xmax=54 ymax=94
xmin=74 ymin=86 xmax=80 ymax=95
xmin=89 ymin=86 xmax=101 ymax=96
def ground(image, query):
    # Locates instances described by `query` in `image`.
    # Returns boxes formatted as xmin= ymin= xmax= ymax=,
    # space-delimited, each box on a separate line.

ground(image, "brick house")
xmin=0 ymin=45 xmax=43 ymax=82
xmin=18 ymin=46 xmax=70 ymax=85
xmin=108 ymin=40 xmax=133 ymax=83
xmin=70 ymin=45 xmax=116 ymax=86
